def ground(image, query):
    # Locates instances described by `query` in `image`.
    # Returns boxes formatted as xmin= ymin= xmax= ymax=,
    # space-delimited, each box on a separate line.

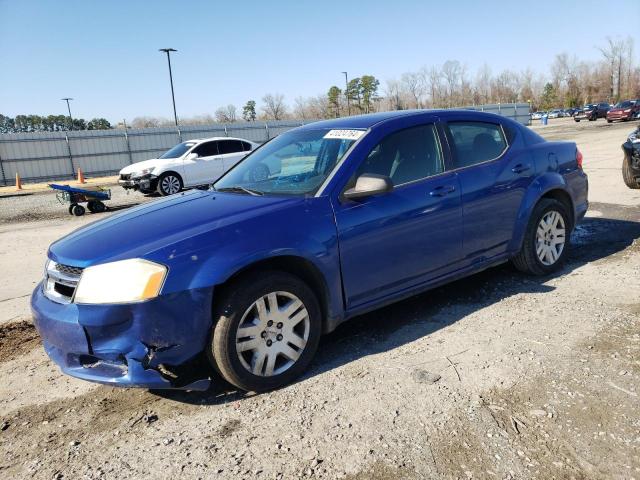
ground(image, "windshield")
xmin=584 ymin=104 xmax=595 ymax=110
xmin=214 ymin=128 xmax=361 ymax=196
xmin=615 ymin=101 xmax=633 ymax=108
xmin=160 ymin=141 xmax=196 ymax=159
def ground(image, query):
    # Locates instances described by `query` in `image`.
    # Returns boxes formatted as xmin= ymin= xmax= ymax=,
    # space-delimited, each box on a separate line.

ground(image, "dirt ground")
xmin=0 ymin=117 xmax=639 ymax=480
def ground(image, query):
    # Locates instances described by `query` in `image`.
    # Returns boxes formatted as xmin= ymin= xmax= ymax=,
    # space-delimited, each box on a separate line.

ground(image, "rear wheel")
xmin=623 ymin=154 xmax=640 ymax=189
xmin=512 ymin=199 xmax=570 ymax=275
xmin=209 ymin=271 xmax=321 ymax=392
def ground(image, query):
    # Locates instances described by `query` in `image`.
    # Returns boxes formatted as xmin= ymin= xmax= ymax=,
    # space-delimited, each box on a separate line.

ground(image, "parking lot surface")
xmin=0 ymin=117 xmax=639 ymax=479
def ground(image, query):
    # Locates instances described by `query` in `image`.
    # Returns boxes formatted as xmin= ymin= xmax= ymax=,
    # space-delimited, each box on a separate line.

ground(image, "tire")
xmin=574 ymin=119 xmax=580 ymax=122
xmin=209 ymin=271 xmax=322 ymax=392
xmin=512 ymin=199 xmax=571 ymax=276
xmin=622 ymin=154 xmax=640 ymax=189
xmin=68 ymin=204 xmax=76 ymax=215
xmin=71 ymin=204 xmax=86 ymax=216
xmin=93 ymin=201 xmax=106 ymax=213
xmin=157 ymin=172 xmax=183 ymax=196
xmin=607 ymin=119 xmax=613 ymax=123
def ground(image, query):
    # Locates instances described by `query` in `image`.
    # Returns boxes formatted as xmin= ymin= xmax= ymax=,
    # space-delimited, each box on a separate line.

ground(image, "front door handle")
xmin=429 ymin=185 xmax=456 ymax=197
xmin=512 ymin=164 xmax=531 ymax=174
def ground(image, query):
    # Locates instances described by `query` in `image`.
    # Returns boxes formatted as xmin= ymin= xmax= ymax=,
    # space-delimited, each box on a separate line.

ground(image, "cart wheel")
xmin=68 ymin=204 xmax=77 ymax=215
xmin=87 ymin=201 xmax=97 ymax=213
xmin=93 ymin=201 xmax=106 ymax=213
xmin=71 ymin=204 xmax=86 ymax=216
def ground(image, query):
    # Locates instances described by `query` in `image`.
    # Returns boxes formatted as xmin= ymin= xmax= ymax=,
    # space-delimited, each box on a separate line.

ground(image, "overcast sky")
xmin=1 ymin=0 xmax=639 ymax=123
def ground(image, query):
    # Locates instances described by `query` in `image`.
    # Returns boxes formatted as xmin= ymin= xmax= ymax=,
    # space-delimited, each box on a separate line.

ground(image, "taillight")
xmin=576 ymin=148 xmax=583 ymax=169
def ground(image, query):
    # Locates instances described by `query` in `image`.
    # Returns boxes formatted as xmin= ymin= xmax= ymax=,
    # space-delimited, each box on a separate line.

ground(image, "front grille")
xmin=120 ymin=173 xmax=131 ymax=181
xmin=44 ymin=262 xmax=83 ymax=304
xmin=55 ymin=263 xmax=84 ymax=277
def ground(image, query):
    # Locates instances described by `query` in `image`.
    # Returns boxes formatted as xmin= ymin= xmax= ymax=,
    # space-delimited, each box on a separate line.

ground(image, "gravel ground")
xmin=0 ymin=117 xmax=639 ymax=479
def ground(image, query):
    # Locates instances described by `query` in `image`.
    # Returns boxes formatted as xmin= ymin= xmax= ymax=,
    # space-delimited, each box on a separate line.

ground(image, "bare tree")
xmin=214 ymin=104 xmax=237 ymax=123
xmin=400 ymin=72 xmax=425 ymax=108
xmin=261 ymin=93 xmax=287 ymax=120
xmin=383 ymin=79 xmax=404 ymax=110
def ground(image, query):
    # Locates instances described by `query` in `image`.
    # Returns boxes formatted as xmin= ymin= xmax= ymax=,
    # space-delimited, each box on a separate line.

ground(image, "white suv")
xmin=119 ymin=137 xmax=260 ymax=195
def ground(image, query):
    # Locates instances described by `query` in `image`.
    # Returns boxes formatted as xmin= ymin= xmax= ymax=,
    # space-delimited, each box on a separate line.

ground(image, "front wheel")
xmin=209 ymin=271 xmax=322 ymax=392
xmin=157 ymin=173 xmax=183 ymax=196
xmin=512 ymin=199 xmax=571 ymax=275
xmin=623 ymin=154 xmax=640 ymax=189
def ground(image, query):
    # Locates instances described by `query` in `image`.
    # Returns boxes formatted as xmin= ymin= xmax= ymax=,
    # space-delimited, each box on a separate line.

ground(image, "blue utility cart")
xmin=49 ymin=184 xmax=111 ymax=216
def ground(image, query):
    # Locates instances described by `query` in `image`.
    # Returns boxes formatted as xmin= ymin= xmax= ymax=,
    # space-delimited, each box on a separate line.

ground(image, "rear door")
xmin=183 ymin=140 xmax=222 ymax=186
xmin=443 ymin=119 xmax=534 ymax=263
xmin=218 ymin=139 xmax=249 ymax=172
xmin=333 ymin=121 xmax=463 ymax=309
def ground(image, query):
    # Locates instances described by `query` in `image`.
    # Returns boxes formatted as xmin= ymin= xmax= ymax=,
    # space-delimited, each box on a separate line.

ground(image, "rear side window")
xmin=355 ymin=124 xmax=444 ymax=186
xmin=192 ymin=141 xmax=218 ymax=157
xmin=241 ymin=141 xmax=253 ymax=151
xmin=446 ymin=121 xmax=508 ymax=169
xmin=218 ymin=140 xmax=244 ymax=154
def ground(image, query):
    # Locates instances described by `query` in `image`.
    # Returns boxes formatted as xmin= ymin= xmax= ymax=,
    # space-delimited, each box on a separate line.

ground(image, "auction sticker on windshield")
xmin=323 ymin=129 xmax=366 ymax=140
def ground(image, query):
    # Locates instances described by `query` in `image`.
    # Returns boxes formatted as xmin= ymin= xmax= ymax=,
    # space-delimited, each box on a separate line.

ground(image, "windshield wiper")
xmin=215 ymin=186 xmax=264 ymax=196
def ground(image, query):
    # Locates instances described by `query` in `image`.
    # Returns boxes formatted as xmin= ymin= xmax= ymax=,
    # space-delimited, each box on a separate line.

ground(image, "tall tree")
xmin=242 ymin=100 xmax=257 ymax=121
xmin=327 ymin=86 xmax=342 ymax=117
xmin=540 ymin=82 xmax=557 ymax=110
xmin=360 ymin=75 xmax=380 ymax=113
xmin=346 ymin=78 xmax=362 ymax=111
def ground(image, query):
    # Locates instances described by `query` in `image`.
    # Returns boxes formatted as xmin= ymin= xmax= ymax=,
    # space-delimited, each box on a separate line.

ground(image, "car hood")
xmin=48 ymin=189 xmax=302 ymax=267
xmin=120 ymin=158 xmax=175 ymax=175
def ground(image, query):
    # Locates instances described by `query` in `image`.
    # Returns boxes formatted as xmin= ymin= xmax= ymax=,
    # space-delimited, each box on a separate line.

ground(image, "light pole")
xmin=341 ymin=71 xmax=350 ymax=116
xmin=61 ymin=98 xmax=74 ymax=130
xmin=159 ymin=48 xmax=179 ymax=126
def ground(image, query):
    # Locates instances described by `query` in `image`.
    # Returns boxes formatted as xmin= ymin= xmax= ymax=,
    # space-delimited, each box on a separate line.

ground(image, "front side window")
xmin=446 ymin=121 xmax=507 ymax=169
xmin=214 ymin=129 xmax=359 ymax=196
xmin=160 ymin=141 xmax=197 ymax=159
xmin=192 ymin=141 xmax=218 ymax=157
xmin=355 ymin=124 xmax=443 ymax=186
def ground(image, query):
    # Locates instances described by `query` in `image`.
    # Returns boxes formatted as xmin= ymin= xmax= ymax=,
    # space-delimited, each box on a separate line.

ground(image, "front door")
xmin=333 ymin=123 xmax=463 ymax=310
xmin=183 ymin=140 xmax=223 ymax=186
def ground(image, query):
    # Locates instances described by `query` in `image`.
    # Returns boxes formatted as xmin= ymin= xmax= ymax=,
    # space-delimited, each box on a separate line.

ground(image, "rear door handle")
xmin=429 ymin=185 xmax=456 ymax=197
xmin=512 ymin=164 xmax=531 ymax=174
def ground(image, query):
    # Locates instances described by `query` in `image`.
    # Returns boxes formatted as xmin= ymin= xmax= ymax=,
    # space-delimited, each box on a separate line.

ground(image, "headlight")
xmin=624 ymin=109 xmax=631 ymax=113
xmin=74 ymin=259 xmax=167 ymax=304
xmin=132 ymin=167 xmax=155 ymax=178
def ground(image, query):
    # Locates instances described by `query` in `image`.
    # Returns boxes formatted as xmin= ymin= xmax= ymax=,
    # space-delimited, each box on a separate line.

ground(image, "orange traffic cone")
xmin=15 ymin=172 xmax=22 ymax=190
xmin=77 ymin=168 xmax=86 ymax=184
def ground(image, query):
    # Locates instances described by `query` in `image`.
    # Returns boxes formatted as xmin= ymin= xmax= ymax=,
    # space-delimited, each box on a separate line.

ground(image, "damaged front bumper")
xmin=31 ymin=283 xmax=213 ymax=390
xmin=119 ymin=174 xmax=158 ymax=192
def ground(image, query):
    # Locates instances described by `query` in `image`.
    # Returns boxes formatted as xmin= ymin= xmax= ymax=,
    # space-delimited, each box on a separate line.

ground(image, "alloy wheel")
xmin=535 ymin=210 xmax=566 ymax=266
xmin=235 ymin=291 xmax=310 ymax=377
xmin=161 ymin=175 xmax=181 ymax=195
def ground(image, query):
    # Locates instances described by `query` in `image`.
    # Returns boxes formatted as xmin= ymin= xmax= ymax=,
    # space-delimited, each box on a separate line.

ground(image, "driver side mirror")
xmin=186 ymin=152 xmax=199 ymax=161
xmin=343 ymin=173 xmax=393 ymax=200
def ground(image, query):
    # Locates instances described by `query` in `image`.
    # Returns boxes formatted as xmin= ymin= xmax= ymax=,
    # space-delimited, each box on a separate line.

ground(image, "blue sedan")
xmin=32 ymin=110 xmax=588 ymax=392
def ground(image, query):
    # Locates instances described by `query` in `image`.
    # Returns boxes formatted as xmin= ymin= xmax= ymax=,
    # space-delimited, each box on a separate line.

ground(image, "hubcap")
xmin=535 ymin=210 xmax=566 ymax=266
xmin=235 ymin=291 xmax=310 ymax=377
xmin=161 ymin=176 xmax=180 ymax=194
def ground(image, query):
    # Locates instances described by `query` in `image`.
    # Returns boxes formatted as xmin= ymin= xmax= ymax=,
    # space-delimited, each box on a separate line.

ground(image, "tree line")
xmin=2 ymin=36 xmax=637 ymax=133
xmin=0 ymin=114 xmax=111 ymax=134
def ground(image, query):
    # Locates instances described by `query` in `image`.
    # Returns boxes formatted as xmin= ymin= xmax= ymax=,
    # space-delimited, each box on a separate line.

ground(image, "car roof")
xmin=296 ymin=109 xmax=516 ymax=131
xmin=187 ymin=137 xmax=253 ymax=143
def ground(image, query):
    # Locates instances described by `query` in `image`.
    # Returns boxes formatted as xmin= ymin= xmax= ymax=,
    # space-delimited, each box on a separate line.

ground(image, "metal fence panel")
xmin=0 ymin=105 xmax=530 ymax=185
